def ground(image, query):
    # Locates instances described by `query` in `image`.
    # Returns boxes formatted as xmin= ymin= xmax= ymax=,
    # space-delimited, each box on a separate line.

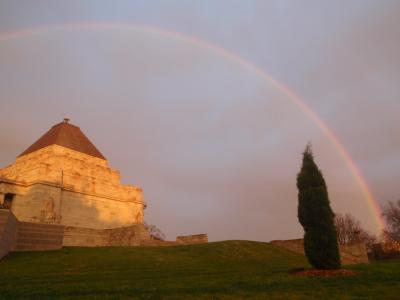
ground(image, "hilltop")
xmin=0 ymin=240 xmax=399 ymax=299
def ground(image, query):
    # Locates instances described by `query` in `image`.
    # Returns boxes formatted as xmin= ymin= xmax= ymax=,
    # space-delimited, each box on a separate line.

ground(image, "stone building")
xmin=0 ymin=119 xmax=146 ymax=229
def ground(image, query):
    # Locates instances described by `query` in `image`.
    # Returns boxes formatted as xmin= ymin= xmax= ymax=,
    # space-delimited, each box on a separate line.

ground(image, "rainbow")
xmin=0 ymin=22 xmax=384 ymax=231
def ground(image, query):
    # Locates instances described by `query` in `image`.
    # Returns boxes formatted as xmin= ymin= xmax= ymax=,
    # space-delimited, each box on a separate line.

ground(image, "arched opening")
xmin=2 ymin=193 xmax=15 ymax=210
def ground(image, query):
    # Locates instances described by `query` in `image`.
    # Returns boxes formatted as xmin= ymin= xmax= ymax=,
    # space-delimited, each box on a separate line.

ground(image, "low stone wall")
xmin=63 ymin=224 xmax=150 ymax=247
xmin=142 ymin=234 xmax=209 ymax=247
xmin=107 ymin=225 xmax=150 ymax=246
xmin=0 ymin=209 xmax=18 ymax=259
xmin=1 ymin=210 xmax=152 ymax=255
xmin=270 ymin=238 xmax=369 ymax=265
xmin=1 ymin=210 xmax=209 ymax=259
xmin=176 ymin=234 xmax=208 ymax=244
xmin=63 ymin=226 xmax=108 ymax=247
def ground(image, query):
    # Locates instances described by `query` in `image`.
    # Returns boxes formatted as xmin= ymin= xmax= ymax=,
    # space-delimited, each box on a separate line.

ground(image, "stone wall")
xmin=63 ymin=226 xmax=108 ymax=247
xmin=59 ymin=190 xmax=142 ymax=229
xmin=10 ymin=184 xmax=62 ymax=225
xmin=270 ymin=238 xmax=369 ymax=265
xmin=107 ymin=225 xmax=150 ymax=246
xmin=0 ymin=209 xmax=18 ymax=259
xmin=0 ymin=210 xmax=152 ymax=258
xmin=176 ymin=234 xmax=208 ymax=244
xmin=63 ymin=224 xmax=150 ymax=247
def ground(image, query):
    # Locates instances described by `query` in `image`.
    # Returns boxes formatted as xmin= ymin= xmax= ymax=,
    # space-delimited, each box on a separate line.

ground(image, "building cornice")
xmin=0 ymin=177 xmax=144 ymax=206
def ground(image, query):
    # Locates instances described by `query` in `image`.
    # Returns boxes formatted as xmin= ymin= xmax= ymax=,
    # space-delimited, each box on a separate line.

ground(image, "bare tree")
xmin=334 ymin=213 xmax=376 ymax=248
xmin=382 ymin=200 xmax=400 ymax=242
xmin=359 ymin=230 xmax=378 ymax=253
xmin=334 ymin=213 xmax=362 ymax=244
xmin=144 ymin=223 xmax=166 ymax=241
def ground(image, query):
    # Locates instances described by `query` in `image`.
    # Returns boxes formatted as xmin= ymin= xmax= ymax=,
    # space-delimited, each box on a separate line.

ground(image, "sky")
xmin=0 ymin=0 xmax=399 ymax=241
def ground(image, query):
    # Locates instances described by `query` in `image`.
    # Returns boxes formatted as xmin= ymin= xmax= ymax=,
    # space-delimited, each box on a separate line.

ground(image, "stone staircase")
xmin=15 ymin=221 xmax=64 ymax=251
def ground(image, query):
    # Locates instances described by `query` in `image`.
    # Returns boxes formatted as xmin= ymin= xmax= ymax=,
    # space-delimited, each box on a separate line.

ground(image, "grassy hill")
xmin=0 ymin=240 xmax=399 ymax=299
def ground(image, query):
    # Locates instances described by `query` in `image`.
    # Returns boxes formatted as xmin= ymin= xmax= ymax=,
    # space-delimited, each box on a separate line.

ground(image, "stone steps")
xmin=15 ymin=242 xmax=63 ymax=251
xmin=18 ymin=222 xmax=64 ymax=230
xmin=17 ymin=238 xmax=63 ymax=245
xmin=17 ymin=227 xmax=64 ymax=235
xmin=14 ymin=244 xmax=61 ymax=251
xmin=0 ymin=209 xmax=10 ymax=217
xmin=14 ymin=222 xmax=64 ymax=252
xmin=17 ymin=232 xmax=64 ymax=240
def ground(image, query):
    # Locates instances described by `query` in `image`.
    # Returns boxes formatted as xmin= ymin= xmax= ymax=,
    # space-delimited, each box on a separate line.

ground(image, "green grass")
xmin=0 ymin=241 xmax=399 ymax=299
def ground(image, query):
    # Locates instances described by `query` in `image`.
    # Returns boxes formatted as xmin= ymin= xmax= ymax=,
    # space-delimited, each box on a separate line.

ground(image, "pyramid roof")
xmin=19 ymin=119 xmax=106 ymax=160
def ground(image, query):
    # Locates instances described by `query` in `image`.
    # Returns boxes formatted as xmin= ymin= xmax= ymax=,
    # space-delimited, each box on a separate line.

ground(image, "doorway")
xmin=2 ymin=193 xmax=15 ymax=209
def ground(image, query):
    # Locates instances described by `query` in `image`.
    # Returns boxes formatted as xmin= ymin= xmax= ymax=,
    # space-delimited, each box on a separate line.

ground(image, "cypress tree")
xmin=297 ymin=144 xmax=341 ymax=269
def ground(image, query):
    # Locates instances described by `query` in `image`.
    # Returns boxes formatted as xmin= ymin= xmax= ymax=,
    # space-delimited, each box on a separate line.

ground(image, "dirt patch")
xmin=291 ymin=268 xmax=356 ymax=277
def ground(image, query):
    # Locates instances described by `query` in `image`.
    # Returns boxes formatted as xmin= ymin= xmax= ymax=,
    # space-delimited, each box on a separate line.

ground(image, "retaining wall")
xmin=0 ymin=209 xmax=18 ymax=259
xmin=63 ymin=226 xmax=108 ymax=247
xmin=1 ymin=210 xmax=209 ymax=260
xmin=63 ymin=224 xmax=150 ymax=247
xmin=15 ymin=221 xmax=64 ymax=251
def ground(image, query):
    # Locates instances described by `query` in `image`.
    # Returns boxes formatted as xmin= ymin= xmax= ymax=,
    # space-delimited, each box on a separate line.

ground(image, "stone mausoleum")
xmin=0 ymin=118 xmax=146 ymax=228
xmin=0 ymin=119 xmax=163 ymax=258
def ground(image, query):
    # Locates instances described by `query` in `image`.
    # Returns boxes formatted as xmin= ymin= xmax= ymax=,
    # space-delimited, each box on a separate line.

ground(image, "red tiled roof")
xmin=18 ymin=120 xmax=106 ymax=160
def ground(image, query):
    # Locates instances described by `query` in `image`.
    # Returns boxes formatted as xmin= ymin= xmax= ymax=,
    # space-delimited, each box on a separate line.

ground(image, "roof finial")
xmin=63 ymin=118 xmax=70 ymax=123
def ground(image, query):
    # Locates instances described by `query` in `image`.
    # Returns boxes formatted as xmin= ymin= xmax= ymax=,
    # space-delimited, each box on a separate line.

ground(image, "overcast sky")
xmin=0 ymin=1 xmax=399 ymax=241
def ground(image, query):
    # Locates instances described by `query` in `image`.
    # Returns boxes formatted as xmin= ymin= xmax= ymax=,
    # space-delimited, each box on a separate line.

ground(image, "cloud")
xmin=1 ymin=1 xmax=397 ymax=240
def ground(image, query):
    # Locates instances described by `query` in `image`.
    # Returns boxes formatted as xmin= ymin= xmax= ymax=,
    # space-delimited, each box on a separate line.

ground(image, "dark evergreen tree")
xmin=297 ymin=144 xmax=341 ymax=269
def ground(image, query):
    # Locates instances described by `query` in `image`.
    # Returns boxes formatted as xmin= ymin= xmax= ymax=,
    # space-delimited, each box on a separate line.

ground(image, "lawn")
xmin=0 ymin=241 xmax=398 ymax=299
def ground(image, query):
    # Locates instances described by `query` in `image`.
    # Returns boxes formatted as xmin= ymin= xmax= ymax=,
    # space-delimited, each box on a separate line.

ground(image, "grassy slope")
xmin=0 ymin=240 xmax=399 ymax=299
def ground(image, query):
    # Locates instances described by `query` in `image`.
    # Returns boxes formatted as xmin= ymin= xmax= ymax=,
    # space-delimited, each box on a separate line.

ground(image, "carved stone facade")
xmin=0 ymin=120 xmax=146 ymax=229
